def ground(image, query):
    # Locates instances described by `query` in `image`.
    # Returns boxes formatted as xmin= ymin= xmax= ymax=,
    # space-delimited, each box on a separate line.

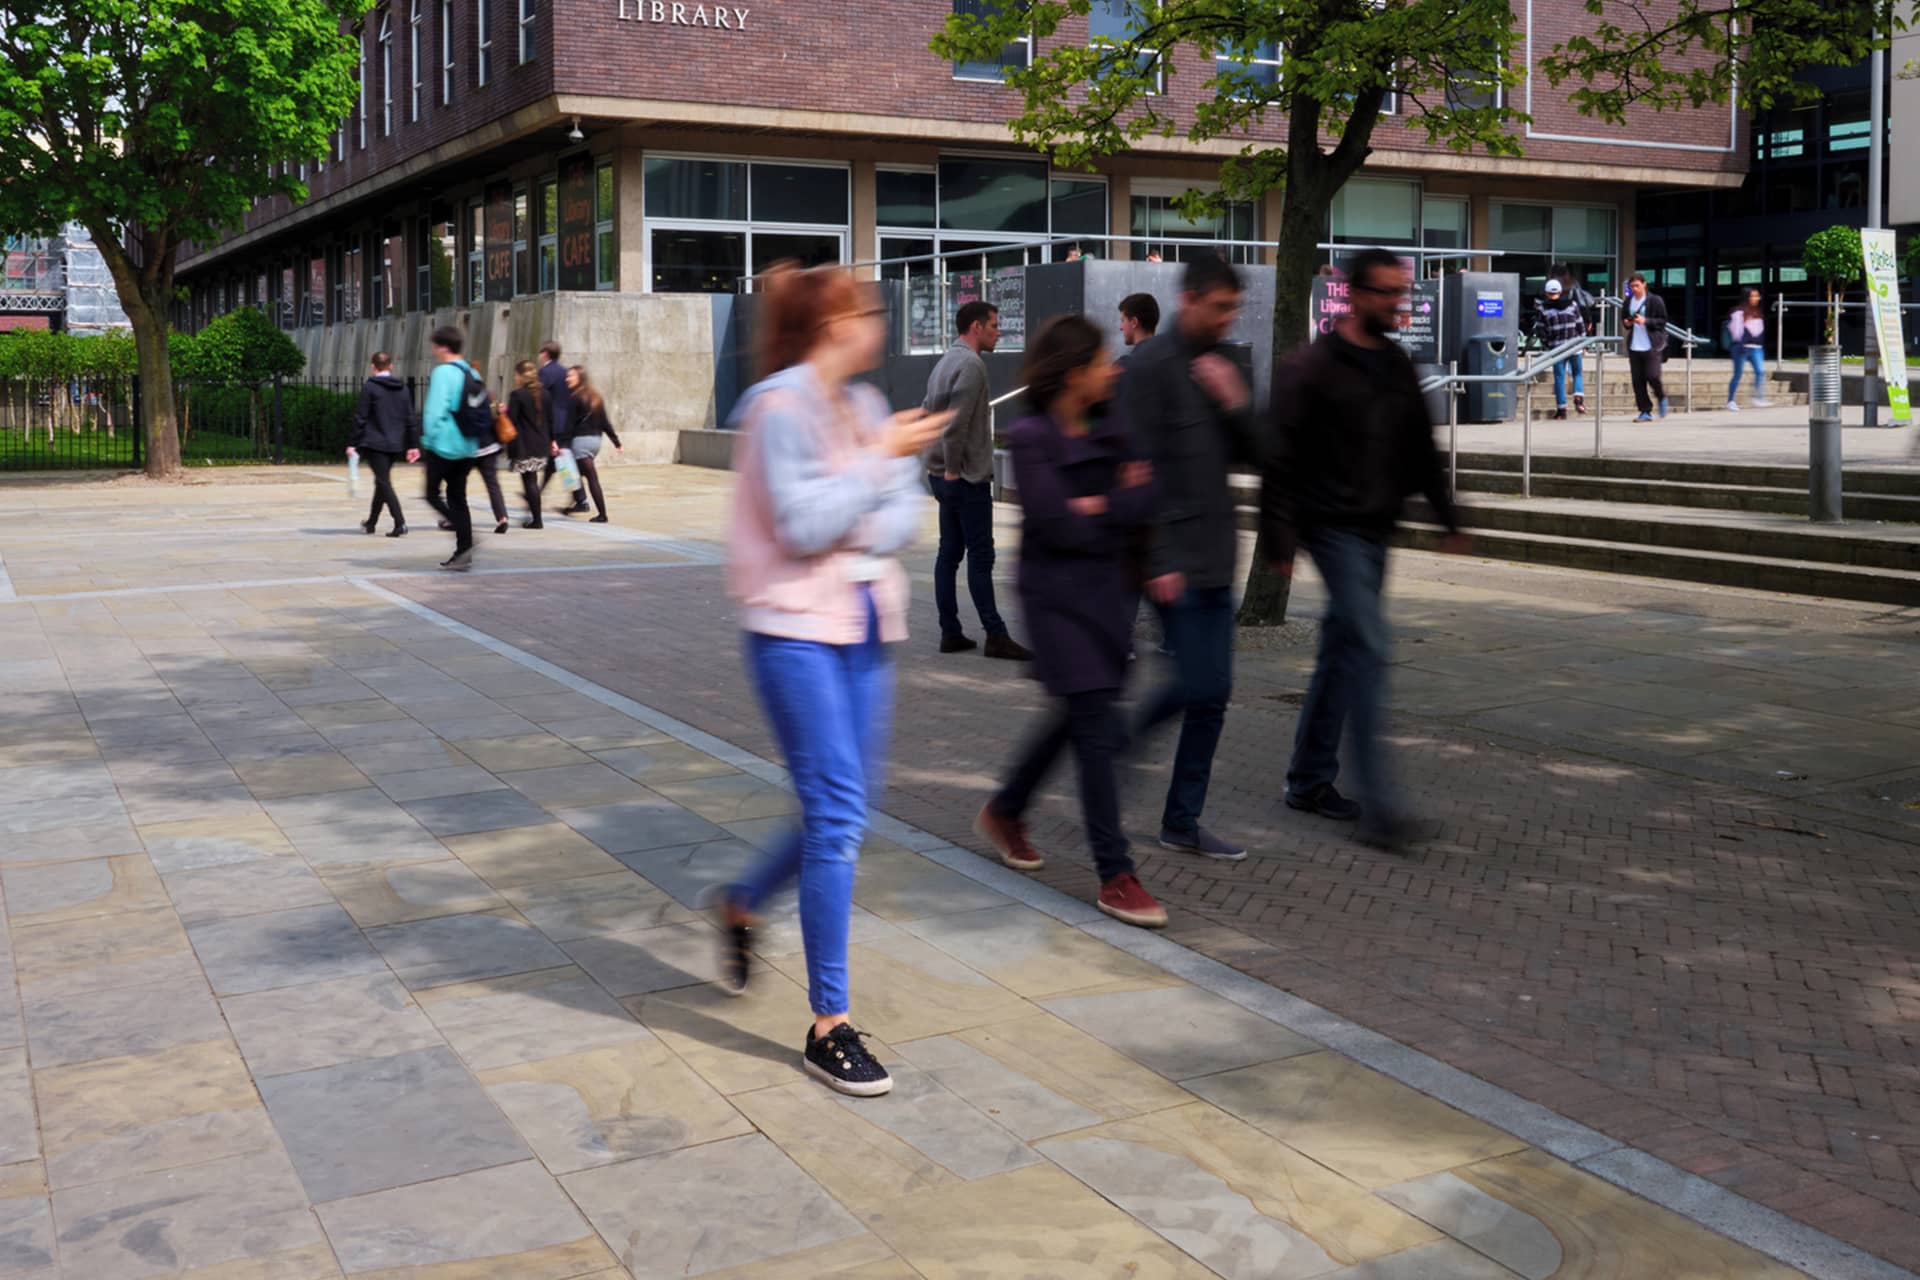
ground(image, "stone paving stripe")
xmin=354 ymin=575 xmax=1917 ymax=1280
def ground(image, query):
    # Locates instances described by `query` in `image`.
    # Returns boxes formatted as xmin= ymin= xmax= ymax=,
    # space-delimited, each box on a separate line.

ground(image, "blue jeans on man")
xmin=1552 ymin=352 xmax=1584 ymax=408
xmin=1286 ymin=529 xmax=1401 ymax=827
xmin=929 ymin=475 xmax=1007 ymax=640
xmin=1134 ymin=586 xmax=1235 ymax=834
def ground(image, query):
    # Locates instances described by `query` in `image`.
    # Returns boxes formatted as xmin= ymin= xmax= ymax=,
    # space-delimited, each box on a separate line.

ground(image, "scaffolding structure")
xmin=0 ymin=225 xmax=129 ymax=331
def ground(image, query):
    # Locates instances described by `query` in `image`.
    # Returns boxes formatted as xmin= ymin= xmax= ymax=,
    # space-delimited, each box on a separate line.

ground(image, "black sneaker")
xmin=707 ymin=893 xmax=752 ymax=997
xmin=1285 ymin=783 xmax=1362 ymax=821
xmin=804 ymin=1023 xmax=893 ymax=1097
xmin=940 ymin=633 xmax=978 ymax=654
xmin=983 ymin=633 xmax=1033 ymax=662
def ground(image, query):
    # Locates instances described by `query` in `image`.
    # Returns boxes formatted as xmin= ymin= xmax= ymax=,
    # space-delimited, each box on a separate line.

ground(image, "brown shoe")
xmin=975 ymin=804 xmax=1044 ymax=871
xmin=1098 ymin=872 xmax=1167 ymax=929
xmin=983 ymin=633 xmax=1033 ymax=662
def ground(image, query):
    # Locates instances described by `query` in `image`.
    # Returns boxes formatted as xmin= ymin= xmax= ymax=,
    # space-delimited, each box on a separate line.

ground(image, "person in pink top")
xmin=713 ymin=263 xmax=947 ymax=1098
xmin=1726 ymin=287 xmax=1774 ymax=411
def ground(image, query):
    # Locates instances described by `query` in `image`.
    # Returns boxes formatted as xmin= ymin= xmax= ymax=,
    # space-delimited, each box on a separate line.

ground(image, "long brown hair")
xmin=1022 ymin=315 xmax=1105 ymax=418
xmin=756 ymin=261 xmax=865 ymax=379
xmin=514 ymin=359 xmax=545 ymax=423
xmin=569 ymin=365 xmax=604 ymax=421
xmin=1744 ymin=288 xmax=1764 ymax=321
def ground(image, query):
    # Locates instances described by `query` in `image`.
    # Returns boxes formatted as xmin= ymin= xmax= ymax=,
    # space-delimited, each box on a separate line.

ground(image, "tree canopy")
xmin=0 ymin=0 xmax=368 ymax=474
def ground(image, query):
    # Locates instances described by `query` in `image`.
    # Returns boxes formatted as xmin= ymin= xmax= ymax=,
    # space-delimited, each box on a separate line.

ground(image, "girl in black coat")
xmin=563 ymin=365 xmax=622 ymax=523
xmin=506 ymin=360 xmax=553 ymax=528
xmin=973 ymin=315 xmax=1167 ymax=930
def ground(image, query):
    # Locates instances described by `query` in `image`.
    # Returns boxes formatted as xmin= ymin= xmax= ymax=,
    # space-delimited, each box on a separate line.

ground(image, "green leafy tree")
xmin=0 ymin=0 xmax=368 ymax=477
xmin=191 ymin=306 xmax=306 ymax=447
xmin=1803 ymin=226 xmax=1866 ymax=346
xmin=936 ymin=0 xmax=1910 ymax=623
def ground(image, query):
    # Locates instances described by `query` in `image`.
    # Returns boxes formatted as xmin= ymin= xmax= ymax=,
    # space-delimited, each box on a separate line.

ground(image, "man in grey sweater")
xmin=924 ymin=301 xmax=1030 ymax=660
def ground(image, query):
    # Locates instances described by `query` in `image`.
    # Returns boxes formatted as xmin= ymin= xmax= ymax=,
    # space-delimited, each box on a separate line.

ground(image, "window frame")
xmin=378 ymin=9 xmax=393 ymax=136
xmin=357 ymin=26 xmax=368 ymax=148
xmin=1128 ymin=176 xmax=1259 ymax=264
xmin=641 ymin=152 xmax=852 ymax=294
xmin=409 ymin=0 xmax=422 ymax=121
xmin=537 ymin=177 xmax=559 ymax=291
xmin=440 ymin=0 xmax=454 ymax=104
xmin=1213 ymin=37 xmax=1281 ymax=101
xmin=595 ymin=161 xmax=617 ymax=289
xmin=513 ymin=184 xmax=530 ymax=293
xmin=518 ymin=0 xmax=535 ymax=63
xmin=1088 ymin=0 xmax=1162 ymax=95
xmin=475 ymin=0 xmax=491 ymax=87
xmin=466 ymin=196 xmax=486 ymax=304
xmin=951 ymin=0 xmax=1033 ymax=83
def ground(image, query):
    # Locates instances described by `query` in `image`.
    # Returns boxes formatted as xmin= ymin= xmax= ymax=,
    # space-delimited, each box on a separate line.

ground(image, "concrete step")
xmin=1398 ymin=520 xmax=1920 ymax=606
xmin=1452 ymin=469 xmax=1920 ymax=522
xmin=1456 ymin=452 xmax=1920 ymax=497
xmin=1434 ymin=497 xmax=1920 ymax=573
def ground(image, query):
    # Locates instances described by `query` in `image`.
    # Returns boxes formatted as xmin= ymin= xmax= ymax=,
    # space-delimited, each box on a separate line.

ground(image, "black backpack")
xmin=456 ymin=365 xmax=494 ymax=443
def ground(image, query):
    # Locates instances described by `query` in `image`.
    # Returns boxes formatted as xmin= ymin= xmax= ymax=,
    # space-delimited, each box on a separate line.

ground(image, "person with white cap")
xmin=1535 ymin=277 xmax=1588 ymax=420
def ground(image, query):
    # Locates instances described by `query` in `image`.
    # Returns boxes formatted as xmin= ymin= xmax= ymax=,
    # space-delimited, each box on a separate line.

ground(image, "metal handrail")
xmin=1420 ymin=334 xmax=1621 ymax=498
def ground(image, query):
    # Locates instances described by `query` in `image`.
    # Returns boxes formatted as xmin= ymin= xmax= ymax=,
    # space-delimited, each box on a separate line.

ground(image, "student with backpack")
xmin=420 ymin=325 xmax=491 ymax=572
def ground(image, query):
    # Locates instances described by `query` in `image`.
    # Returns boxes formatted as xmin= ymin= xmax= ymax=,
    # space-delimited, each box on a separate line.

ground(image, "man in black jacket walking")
xmin=1127 ymin=253 xmax=1262 ymax=861
xmin=1263 ymin=249 xmax=1466 ymax=851
xmin=536 ymin=339 xmax=584 ymax=513
xmin=349 ymin=351 xmax=420 ymax=536
xmin=1623 ymin=273 xmax=1670 ymax=420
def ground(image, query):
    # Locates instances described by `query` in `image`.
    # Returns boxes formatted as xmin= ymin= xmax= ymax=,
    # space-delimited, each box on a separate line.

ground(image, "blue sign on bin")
xmin=1476 ymin=296 xmax=1505 ymax=317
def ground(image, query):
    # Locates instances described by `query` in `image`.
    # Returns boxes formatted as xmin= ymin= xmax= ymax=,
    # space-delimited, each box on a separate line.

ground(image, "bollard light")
xmin=1808 ymin=344 xmax=1843 ymax=523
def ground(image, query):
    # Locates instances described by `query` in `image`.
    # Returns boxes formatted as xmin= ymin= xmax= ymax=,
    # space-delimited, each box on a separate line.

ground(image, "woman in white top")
xmin=1726 ymin=287 xmax=1773 ymax=411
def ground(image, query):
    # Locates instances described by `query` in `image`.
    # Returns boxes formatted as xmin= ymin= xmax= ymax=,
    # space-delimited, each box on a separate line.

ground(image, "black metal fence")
xmin=0 ymin=376 xmax=416 ymax=471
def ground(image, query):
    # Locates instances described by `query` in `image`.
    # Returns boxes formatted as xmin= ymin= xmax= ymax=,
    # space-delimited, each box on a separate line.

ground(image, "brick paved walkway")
xmin=383 ymin=465 xmax=1920 ymax=1273
xmin=0 ymin=463 xmax=1912 ymax=1277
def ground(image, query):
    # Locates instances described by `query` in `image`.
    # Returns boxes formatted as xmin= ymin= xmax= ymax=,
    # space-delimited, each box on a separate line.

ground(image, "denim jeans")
xmin=1134 ymin=586 xmax=1235 ymax=833
xmin=929 ymin=475 xmax=1006 ymax=638
xmin=1552 ymin=353 xmax=1584 ymax=407
xmin=734 ymin=592 xmax=890 ymax=1017
xmin=1728 ymin=346 xmax=1765 ymax=400
xmin=1286 ymin=529 xmax=1399 ymax=822
xmin=993 ymin=689 xmax=1135 ymax=883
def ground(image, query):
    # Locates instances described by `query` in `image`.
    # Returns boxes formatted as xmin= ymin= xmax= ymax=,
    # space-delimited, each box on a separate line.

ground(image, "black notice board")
xmin=558 ymin=155 xmax=595 ymax=292
xmin=484 ymin=183 xmax=514 ymax=302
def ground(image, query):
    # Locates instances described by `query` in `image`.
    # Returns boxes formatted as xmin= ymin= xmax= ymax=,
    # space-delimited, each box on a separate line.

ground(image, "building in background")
xmin=1 ymin=226 xmax=130 ymax=334
xmin=1636 ymin=60 xmax=1914 ymax=356
xmin=169 ymin=0 xmax=1746 ymax=453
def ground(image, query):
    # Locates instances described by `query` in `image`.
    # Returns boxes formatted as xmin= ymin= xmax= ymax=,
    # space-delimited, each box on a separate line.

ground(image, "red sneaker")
xmin=1098 ymin=872 xmax=1168 ymax=929
xmin=975 ymin=804 xmax=1044 ymax=871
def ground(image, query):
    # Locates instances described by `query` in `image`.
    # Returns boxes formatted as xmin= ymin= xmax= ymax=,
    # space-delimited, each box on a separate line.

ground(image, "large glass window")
xmin=596 ymin=161 xmax=616 ymax=288
xmin=1329 ymin=177 xmax=1419 ymax=245
xmin=475 ymin=0 xmax=491 ymax=85
xmin=538 ymin=178 xmax=558 ymax=289
xmin=1422 ymin=196 xmax=1468 ymax=251
xmin=1089 ymin=0 xmax=1161 ymax=91
xmin=645 ymin=155 xmax=849 ymax=293
xmin=513 ymin=187 xmax=529 ymax=292
xmin=876 ymin=169 xmax=936 ymax=229
xmin=1491 ymin=201 xmax=1617 ymax=299
xmin=938 ymin=158 xmax=1046 ymax=233
xmin=952 ymin=0 xmax=1031 ymax=81
xmin=1214 ymin=38 xmax=1281 ymax=95
xmin=1130 ymin=188 xmax=1257 ymax=263
xmin=466 ymin=199 xmax=485 ymax=303
xmin=1051 ymin=178 xmax=1107 ymax=240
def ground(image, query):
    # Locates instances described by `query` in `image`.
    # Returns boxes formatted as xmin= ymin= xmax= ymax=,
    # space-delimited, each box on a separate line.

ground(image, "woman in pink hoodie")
xmin=715 ymin=264 xmax=947 ymax=1097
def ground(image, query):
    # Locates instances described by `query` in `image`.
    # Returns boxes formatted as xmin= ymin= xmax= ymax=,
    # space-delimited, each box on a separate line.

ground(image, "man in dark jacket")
xmin=1126 ymin=253 xmax=1262 ymax=862
xmin=1623 ymin=273 xmax=1670 ymax=420
xmin=536 ymin=339 xmax=584 ymax=513
xmin=349 ymin=351 xmax=419 ymax=536
xmin=1263 ymin=249 xmax=1466 ymax=852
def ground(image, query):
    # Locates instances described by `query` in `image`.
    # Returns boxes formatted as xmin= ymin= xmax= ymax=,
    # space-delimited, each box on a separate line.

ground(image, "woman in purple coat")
xmin=973 ymin=315 xmax=1168 ymax=929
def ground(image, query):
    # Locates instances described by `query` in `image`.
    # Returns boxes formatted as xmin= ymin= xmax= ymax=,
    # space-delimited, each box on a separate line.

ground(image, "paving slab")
xmin=221 ymin=973 xmax=445 ymax=1078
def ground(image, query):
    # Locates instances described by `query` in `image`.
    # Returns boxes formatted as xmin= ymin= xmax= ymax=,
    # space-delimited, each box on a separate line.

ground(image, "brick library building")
xmin=172 ymin=0 xmax=1745 ymax=457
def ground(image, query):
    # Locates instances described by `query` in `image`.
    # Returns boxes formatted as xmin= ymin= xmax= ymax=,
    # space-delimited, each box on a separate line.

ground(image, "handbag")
xmin=494 ymin=402 xmax=518 ymax=446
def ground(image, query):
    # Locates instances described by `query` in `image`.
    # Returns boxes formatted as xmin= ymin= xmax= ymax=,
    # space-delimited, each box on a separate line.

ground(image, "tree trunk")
xmin=129 ymin=299 xmax=181 ymax=477
xmin=1237 ymin=166 xmax=1335 ymax=627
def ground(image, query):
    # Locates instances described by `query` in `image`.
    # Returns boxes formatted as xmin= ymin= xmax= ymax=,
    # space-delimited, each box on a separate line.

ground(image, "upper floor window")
xmin=519 ymin=0 xmax=535 ymax=63
xmin=476 ymin=0 xmax=492 ymax=86
xmin=1089 ymin=0 xmax=1161 ymax=92
xmin=1214 ymin=38 xmax=1281 ymax=96
xmin=1445 ymin=49 xmax=1502 ymax=111
xmin=409 ymin=0 xmax=422 ymax=121
xmin=378 ymin=10 xmax=393 ymax=135
xmin=952 ymin=0 xmax=1031 ymax=82
xmin=441 ymin=0 xmax=454 ymax=104
xmin=357 ymin=27 xmax=367 ymax=147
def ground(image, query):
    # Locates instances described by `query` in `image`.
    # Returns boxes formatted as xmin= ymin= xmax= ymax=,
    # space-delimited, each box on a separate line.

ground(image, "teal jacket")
xmin=422 ymin=358 xmax=479 ymax=460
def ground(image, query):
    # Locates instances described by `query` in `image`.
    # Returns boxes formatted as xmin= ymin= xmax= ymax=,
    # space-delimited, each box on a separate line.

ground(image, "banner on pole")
xmin=1860 ymin=229 xmax=1912 ymax=423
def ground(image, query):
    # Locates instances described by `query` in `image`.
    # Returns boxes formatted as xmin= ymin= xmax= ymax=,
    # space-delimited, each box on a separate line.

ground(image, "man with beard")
xmin=1262 ymin=249 xmax=1467 ymax=852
